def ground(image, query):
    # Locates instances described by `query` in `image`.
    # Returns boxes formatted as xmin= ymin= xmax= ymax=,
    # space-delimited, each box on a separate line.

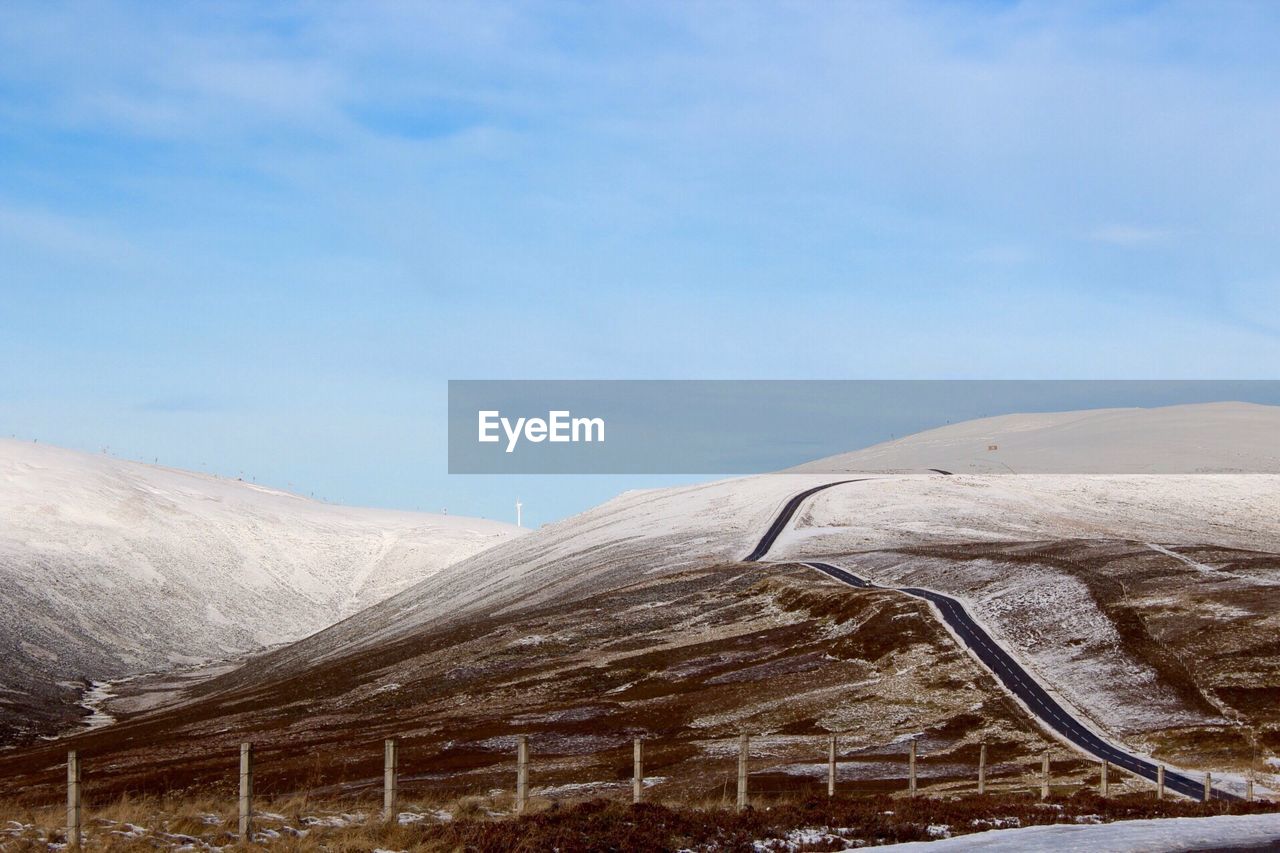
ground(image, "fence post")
xmin=908 ymin=738 xmax=917 ymax=797
xmin=1100 ymin=761 xmax=1109 ymax=797
xmin=737 ymin=734 xmax=750 ymax=811
xmin=633 ymin=738 xmax=643 ymax=805
xmin=383 ymin=737 xmax=399 ymax=821
xmin=978 ymin=743 xmax=986 ymax=795
xmin=1247 ymin=774 xmax=1254 ymax=803
xmin=66 ymin=751 xmax=81 ymax=850
xmin=1040 ymin=750 xmax=1050 ymax=800
xmin=1203 ymin=772 xmax=1211 ymax=802
xmin=827 ymin=734 xmax=836 ymax=798
xmin=1157 ymin=764 xmax=1165 ymax=800
xmin=238 ymin=743 xmax=254 ymax=842
xmin=516 ymin=735 xmax=529 ymax=815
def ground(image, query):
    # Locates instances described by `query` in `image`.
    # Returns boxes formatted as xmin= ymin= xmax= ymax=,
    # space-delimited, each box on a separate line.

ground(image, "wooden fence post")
xmin=1157 ymin=764 xmax=1165 ymax=800
xmin=516 ymin=735 xmax=529 ymax=815
xmin=1040 ymin=750 xmax=1050 ymax=800
xmin=737 ymin=734 xmax=750 ymax=811
xmin=383 ymin=737 xmax=399 ymax=821
xmin=1100 ymin=761 xmax=1109 ymax=797
xmin=238 ymin=743 xmax=254 ymax=842
xmin=978 ymin=743 xmax=986 ymax=795
xmin=633 ymin=738 xmax=643 ymax=805
xmin=908 ymin=738 xmax=917 ymax=797
xmin=827 ymin=734 xmax=836 ymax=798
xmin=1203 ymin=772 xmax=1211 ymax=802
xmin=1247 ymin=774 xmax=1254 ymax=802
xmin=66 ymin=751 xmax=81 ymax=850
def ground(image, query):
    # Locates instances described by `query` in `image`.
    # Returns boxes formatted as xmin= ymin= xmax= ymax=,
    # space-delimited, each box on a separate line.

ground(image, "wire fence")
xmin=53 ymin=728 xmax=1276 ymax=848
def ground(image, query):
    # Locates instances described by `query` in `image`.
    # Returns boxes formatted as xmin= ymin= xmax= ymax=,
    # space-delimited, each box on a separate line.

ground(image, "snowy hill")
xmin=229 ymin=469 xmax=1280 ymax=686
xmin=3 ymin=402 xmax=1280 ymax=802
xmin=185 ymin=403 xmax=1280 ymax=782
xmin=220 ymin=473 xmax=829 ymax=678
xmin=0 ymin=438 xmax=522 ymax=741
xmin=238 ymin=404 xmax=1280 ymax=671
xmin=791 ymin=401 xmax=1280 ymax=474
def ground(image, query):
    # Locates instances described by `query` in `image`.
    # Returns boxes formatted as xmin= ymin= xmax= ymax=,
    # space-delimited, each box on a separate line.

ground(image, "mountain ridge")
xmin=790 ymin=402 xmax=1280 ymax=474
xmin=0 ymin=437 xmax=523 ymax=742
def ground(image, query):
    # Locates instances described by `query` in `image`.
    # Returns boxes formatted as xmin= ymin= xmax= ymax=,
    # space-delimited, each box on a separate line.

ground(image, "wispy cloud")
xmin=2 ymin=1 xmax=1280 ymax=518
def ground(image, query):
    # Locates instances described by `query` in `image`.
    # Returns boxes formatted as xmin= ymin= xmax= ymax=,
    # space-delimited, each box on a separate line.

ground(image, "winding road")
xmin=744 ymin=478 xmax=1238 ymax=802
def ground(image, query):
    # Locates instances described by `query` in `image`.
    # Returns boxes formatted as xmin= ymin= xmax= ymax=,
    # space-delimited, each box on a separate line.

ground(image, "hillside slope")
xmin=3 ymin=403 xmax=1279 ymax=802
xmin=0 ymin=439 xmax=522 ymax=742
xmin=159 ymin=407 xmax=1280 ymax=740
xmin=791 ymin=401 xmax=1280 ymax=474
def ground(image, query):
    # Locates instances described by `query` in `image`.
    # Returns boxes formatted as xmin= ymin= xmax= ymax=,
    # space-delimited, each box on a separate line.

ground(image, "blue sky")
xmin=2 ymin=1 xmax=1279 ymax=525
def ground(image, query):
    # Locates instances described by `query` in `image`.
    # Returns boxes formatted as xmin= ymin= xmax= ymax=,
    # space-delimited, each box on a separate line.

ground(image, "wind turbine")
xmin=515 ymin=498 xmax=523 ymax=528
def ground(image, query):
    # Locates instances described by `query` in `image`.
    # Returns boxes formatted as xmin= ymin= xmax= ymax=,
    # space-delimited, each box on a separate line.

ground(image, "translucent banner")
xmin=447 ymin=380 xmax=1280 ymax=474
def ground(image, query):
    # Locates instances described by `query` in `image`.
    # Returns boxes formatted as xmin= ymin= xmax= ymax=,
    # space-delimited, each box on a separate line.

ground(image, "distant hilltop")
xmin=790 ymin=401 xmax=1280 ymax=474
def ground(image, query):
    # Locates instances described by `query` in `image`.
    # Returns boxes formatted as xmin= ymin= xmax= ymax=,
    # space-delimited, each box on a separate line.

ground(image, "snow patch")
xmin=885 ymin=812 xmax=1280 ymax=851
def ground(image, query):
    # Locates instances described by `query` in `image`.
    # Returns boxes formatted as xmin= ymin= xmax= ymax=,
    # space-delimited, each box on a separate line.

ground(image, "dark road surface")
xmin=741 ymin=480 xmax=863 ymax=562
xmin=744 ymin=479 xmax=1239 ymax=802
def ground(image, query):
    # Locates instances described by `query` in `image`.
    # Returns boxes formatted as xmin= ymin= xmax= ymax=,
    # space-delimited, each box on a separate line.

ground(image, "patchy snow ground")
xmin=9 ymin=402 xmax=1278 ymax=800
xmin=764 ymin=468 xmax=1280 ymax=771
xmin=775 ymin=473 xmax=1280 ymax=555
xmin=753 ymin=827 xmax=865 ymax=851
xmin=250 ymin=472 xmax=840 ymax=671
xmin=841 ymin=549 xmax=1226 ymax=738
xmin=79 ymin=680 xmax=117 ymax=729
xmin=270 ymin=464 xmax=1280 ymax=702
xmin=882 ymin=812 xmax=1280 ymax=851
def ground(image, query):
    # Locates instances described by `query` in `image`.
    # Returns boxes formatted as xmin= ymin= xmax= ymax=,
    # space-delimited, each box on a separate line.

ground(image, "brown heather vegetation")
xmin=6 ymin=551 xmax=1277 ymax=848
xmin=2 ymin=791 xmax=1278 ymax=851
xmin=0 ymin=564 xmax=1059 ymax=806
xmin=894 ymin=539 xmax=1280 ymax=771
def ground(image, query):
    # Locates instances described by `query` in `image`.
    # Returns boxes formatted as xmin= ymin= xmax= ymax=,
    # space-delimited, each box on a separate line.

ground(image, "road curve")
xmin=745 ymin=481 xmax=1238 ymax=802
xmin=742 ymin=480 xmax=864 ymax=561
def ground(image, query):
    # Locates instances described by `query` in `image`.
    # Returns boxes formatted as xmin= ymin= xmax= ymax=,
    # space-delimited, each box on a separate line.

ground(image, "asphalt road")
xmin=741 ymin=479 xmax=863 ymax=561
xmin=744 ymin=480 xmax=1239 ymax=802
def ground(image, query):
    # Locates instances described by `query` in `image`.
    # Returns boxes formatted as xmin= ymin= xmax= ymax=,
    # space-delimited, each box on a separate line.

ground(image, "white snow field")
xmin=884 ymin=812 xmax=1280 ymax=851
xmin=773 ymin=472 xmax=1280 ymax=555
xmin=792 ymin=400 xmax=1280 ymax=475
xmin=0 ymin=438 xmax=522 ymax=737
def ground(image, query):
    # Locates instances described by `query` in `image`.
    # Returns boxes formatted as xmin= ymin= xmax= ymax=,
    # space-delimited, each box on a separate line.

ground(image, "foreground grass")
xmin=424 ymin=794 xmax=1279 ymax=852
xmin=1 ymin=791 xmax=1277 ymax=851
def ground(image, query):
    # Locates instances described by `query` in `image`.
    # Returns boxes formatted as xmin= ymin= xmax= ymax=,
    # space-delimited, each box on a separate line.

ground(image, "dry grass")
xmin=2 ymin=790 xmax=1278 ymax=852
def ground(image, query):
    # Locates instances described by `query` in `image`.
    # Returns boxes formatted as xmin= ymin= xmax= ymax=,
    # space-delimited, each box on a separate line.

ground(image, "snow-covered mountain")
xmin=791 ymin=401 xmax=1280 ymax=474
xmin=239 ymin=403 xmax=1280 ymax=672
xmin=0 ymin=438 xmax=522 ymax=741
xmin=3 ymin=402 xmax=1279 ymax=798
xmin=194 ymin=403 xmax=1280 ymax=779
